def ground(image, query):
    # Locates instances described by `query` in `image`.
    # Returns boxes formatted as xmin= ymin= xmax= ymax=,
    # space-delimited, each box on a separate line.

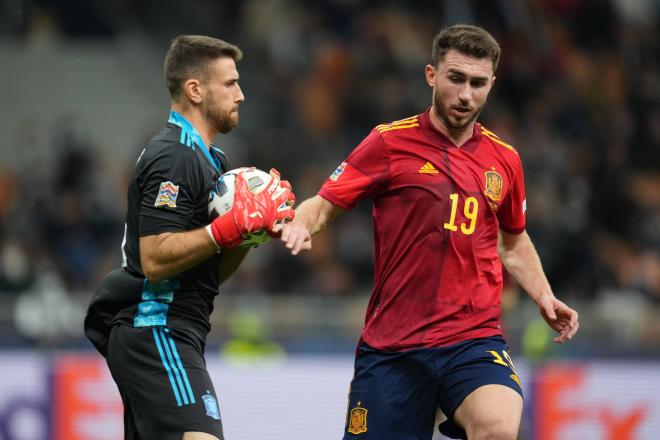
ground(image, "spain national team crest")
xmin=154 ymin=181 xmax=179 ymax=208
xmin=484 ymin=170 xmax=503 ymax=201
xmin=348 ymin=402 xmax=368 ymax=434
xmin=330 ymin=162 xmax=347 ymax=181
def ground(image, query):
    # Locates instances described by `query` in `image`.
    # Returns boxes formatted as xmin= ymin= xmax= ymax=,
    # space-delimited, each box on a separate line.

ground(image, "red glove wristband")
xmin=207 ymin=213 xmax=243 ymax=249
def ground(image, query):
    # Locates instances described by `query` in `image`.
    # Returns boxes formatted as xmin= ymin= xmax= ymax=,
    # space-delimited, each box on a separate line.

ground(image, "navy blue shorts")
xmin=343 ymin=336 xmax=523 ymax=440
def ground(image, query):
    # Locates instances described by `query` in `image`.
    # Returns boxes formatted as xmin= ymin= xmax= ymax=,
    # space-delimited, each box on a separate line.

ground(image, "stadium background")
xmin=0 ymin=0 xmax=659 ymax=439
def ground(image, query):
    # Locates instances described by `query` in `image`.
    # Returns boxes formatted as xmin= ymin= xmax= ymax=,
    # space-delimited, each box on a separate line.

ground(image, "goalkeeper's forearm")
xmin=140 ymin=228 xmax=219 ymax=282
xmin=218 ymin=246 xmax=250 ymax=285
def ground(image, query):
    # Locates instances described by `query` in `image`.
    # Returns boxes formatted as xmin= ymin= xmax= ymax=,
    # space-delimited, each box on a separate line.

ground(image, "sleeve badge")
xmin=330 ymin=162 xmax=348 ymax=181
xmin=154 ymin=181 xmax=179 ymax=208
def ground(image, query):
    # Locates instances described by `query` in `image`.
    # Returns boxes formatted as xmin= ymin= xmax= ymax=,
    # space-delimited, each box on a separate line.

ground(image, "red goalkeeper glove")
xmin=207 ymin=170 xmax=295 ymax=248
xmin=266 ymin=168 xmax=295 ymax=237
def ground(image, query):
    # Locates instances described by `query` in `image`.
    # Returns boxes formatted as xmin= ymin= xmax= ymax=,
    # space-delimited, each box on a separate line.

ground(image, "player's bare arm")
xmin=278 ymin=195 xmax=343 ymax=255
xmin=498 ymin=230 xmax=579 ymax=343
xmin=218 ymin=246 xmax=250 ymax=284
xmin=140 ymin=229 xmax=220 ymax=282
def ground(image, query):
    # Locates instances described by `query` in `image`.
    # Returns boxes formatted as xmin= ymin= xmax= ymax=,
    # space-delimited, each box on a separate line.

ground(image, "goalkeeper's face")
xmin=203 ymin=57 xmax=245 ymax=134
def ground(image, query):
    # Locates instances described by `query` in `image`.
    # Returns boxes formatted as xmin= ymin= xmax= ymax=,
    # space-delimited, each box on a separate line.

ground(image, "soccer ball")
xmin=208 ymin=167 xmax=273 ymax=218
xmin=208 ymin=167 xmax=273 ymax=247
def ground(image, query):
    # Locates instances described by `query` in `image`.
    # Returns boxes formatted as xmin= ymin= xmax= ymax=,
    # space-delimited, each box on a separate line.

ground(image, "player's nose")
xmin=458 ymin=84 xmax=471 ymax=102
xmin=236 ymin=85 xmax=245 ymax=103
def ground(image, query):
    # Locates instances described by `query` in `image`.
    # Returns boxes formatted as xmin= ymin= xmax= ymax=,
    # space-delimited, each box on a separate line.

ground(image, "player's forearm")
xmin=498 ymin=230 xmax=554 ymax=305
xmin=295 ymin=195 xmax=342 ymax=235
xmin=218 ymin=246 xmax=249 ymax=284
xmin=140 ymin=228 xmax=218 ymax=282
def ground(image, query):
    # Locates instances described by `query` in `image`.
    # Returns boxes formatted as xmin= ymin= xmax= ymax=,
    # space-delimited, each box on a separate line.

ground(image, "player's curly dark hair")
xmin=164 ymin=35 xmax=243 ymax=99
xmin=431 ymin=24 xmax=500 ymax=71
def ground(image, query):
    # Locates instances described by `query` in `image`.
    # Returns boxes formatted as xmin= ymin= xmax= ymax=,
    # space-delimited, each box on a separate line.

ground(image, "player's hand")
xmin=265 ymin=168 xmax=296 ymax=235
xmin=267 ymin=168 xmax=296 ymax=207
xmin=537 ymin=294 xmax=579 ymax=343
xmin=274 ymin=221 xmax=312 ymax=255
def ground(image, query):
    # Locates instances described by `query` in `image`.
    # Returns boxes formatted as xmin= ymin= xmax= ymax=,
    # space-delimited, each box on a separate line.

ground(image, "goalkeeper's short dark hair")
xmin=164 ymin=35 xmax=243 ymax=99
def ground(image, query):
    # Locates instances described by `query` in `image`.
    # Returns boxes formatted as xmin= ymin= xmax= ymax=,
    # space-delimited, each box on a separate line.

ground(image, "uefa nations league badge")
xmin=202 ymin=392 xmax=221 ymax=420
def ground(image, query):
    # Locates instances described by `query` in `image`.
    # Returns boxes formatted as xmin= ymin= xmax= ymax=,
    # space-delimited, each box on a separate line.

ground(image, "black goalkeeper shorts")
xmin=106 ymin=324 xmax=224 ymax=440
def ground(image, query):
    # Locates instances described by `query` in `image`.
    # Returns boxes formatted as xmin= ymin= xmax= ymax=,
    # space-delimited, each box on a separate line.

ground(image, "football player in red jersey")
xmin=277 ymin=24 xmax=579 ymax=440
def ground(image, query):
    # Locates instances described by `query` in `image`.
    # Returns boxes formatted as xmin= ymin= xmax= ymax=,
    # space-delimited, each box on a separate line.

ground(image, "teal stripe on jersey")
xmin=134 ymin=301 xmax=168 ymax=327
xmin=134 ymin=279 xmax=179 ymax=327
xmin=152 ymin=328 xmax=182 ymax=406
xmin=168 ymin=110 xmax=219 ymax=171
xmin=141 ymin=279 xmax=178 ymax=302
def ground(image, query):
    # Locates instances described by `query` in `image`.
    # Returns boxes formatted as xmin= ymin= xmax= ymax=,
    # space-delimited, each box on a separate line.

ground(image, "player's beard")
xmin=204 ymin=95 xmax=239 ymax=134
xmin=434 ymin=90 xmax=483 ymax=131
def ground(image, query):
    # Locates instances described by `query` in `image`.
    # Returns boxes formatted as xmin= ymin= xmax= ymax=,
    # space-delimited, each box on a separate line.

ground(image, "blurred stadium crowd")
xmin=0 ymin=0 xmax=658 ymax=352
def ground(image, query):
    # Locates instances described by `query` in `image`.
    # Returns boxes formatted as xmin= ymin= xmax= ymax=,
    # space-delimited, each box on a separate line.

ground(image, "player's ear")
xmin=425 ymin=65 xmax=436 ymax=87
xmin=182 ymin=79 xmax=203 ymax=105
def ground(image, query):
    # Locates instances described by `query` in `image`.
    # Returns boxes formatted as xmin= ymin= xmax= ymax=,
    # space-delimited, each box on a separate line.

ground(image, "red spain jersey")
xmin=319 ymin=109 xmax=526 ymax=351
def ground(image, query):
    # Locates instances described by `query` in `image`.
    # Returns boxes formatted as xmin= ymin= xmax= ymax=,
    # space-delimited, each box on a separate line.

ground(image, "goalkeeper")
xmin=84 ymin=35 xmax=294 ymax=440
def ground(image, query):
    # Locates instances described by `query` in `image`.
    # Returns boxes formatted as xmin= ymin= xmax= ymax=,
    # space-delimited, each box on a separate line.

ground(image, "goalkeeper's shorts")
xmin=106 ymin=324 xmax=224 ymax=440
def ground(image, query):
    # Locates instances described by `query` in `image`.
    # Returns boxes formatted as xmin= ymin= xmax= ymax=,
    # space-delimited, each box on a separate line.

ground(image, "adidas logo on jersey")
xmin=418 ymin=162 xmax=439 ymax=174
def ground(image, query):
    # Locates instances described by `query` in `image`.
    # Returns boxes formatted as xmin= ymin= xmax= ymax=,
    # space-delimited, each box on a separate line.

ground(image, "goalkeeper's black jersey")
xmin=85 ymin=110 xmax=228 ymax=356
